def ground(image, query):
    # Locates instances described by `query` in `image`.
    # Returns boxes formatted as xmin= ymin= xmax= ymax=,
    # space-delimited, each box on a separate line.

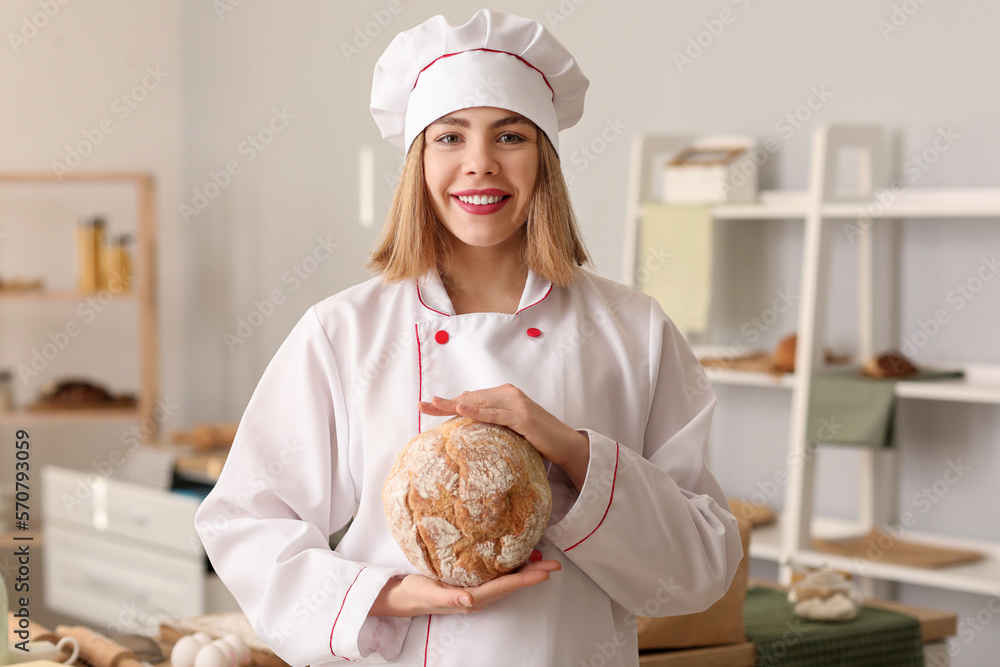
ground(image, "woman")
xmin=195 ymin=10 xmax=741 ymax=666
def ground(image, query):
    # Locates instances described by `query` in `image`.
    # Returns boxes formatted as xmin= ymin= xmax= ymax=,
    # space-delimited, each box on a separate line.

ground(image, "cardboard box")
xmin=637 ymin=516 xmax=752 ymax=650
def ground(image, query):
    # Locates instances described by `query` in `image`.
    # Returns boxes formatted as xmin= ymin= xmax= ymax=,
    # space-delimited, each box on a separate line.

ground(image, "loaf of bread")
xmin=382 ymin=417 xmax=552 ymax=587
xmin=861 ymin=351 xmax=918 ymax=378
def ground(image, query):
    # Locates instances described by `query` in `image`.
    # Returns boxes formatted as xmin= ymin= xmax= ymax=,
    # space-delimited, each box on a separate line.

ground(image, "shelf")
xmin=706 ymin=367 xmax=795 ymax=389
xmin=712 ymin=190 xmax=814 ymax=220
xmin=896 ymin=363 xmax=1000 ymax=405
xmin=0 ymin=408 xmax=142 ymax=424
xmin=0 ymin=170 xmax=159 ymax=436
xmin=0 ymin=290 xmax=138 ymax=303
xmin=696 ymin=355 xmax=1000 ymax=403
xmin=749 ymin=513 xmax=1000 ymax=597
xmin=709 ymin=187 xmax=1000 ymax=220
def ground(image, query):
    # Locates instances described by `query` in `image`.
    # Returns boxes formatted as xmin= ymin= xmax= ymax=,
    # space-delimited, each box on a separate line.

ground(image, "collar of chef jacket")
xmin=415 ymin=268 xmax=554 ymax=317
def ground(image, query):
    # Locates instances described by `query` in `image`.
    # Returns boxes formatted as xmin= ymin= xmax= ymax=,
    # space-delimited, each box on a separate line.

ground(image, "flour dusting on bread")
xmin=383 ymin=417 xmax=552 ymax=586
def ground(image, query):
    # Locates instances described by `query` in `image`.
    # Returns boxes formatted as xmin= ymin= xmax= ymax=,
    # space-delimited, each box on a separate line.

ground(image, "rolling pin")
xmin=55 ymin=626 xmax=144 ymax=667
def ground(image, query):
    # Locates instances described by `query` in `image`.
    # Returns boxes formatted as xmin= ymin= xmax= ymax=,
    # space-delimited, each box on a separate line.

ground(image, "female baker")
xmin=195 ymin=9 xmax=742 ymax=666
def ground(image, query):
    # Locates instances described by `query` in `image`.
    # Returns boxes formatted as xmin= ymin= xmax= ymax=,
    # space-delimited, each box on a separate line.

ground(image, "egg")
xmin=192 ymin=632 xmax=214 ymax=646
xmin=222 ymin=634 xmax=250 ymax=666
xmin=210 ymin=639 xmax=238 ymax=667
xmin=170 ymin=636 xmax=202 ymax=667
xmin=194 ymin=644 xmax=229 ymax=667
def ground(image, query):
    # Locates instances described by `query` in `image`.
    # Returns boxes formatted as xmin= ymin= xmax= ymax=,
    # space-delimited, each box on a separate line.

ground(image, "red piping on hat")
xmin=413 ymin=48 xmax=555 ymax=100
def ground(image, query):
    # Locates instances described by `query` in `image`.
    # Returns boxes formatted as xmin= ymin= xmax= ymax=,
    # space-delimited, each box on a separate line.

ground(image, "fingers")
xmin=418 ymin=394 xmax=505 ymax=421
xmin=462 ymin=559 xmax=562 ymax=609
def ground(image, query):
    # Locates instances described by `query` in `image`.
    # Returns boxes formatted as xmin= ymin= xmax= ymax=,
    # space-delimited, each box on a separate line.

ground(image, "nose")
xmin=462 ymin=137 xmax=499 ymax=176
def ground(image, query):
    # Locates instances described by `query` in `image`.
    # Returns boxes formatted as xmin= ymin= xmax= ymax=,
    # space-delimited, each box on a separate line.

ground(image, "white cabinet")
xmin=625 ymin=126 xmax=1000 ymax=597
xmin=41 ymin=466 xmax=239 ymax=633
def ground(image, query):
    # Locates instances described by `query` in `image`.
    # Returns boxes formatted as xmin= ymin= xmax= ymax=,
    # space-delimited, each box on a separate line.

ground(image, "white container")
xmin=663 ymin=136 xmax=758 ymax=204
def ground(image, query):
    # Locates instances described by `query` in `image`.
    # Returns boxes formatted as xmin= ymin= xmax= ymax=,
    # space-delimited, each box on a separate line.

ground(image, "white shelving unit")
xmin=625 ymin=127 xmax=1000 ymax=599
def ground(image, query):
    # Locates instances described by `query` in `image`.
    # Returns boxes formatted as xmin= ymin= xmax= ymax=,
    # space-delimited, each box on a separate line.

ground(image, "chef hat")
xmin=370 ymin=9 xmax=588 ymax=155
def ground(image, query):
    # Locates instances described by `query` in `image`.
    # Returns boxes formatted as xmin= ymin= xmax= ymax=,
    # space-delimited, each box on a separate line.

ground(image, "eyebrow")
xmin=430 ymin=114 xmax=532 ymax=130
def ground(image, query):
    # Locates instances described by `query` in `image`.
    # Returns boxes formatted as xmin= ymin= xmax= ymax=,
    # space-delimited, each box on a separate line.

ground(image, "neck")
xmin=441 ymin=235 xmax=528 ymax=315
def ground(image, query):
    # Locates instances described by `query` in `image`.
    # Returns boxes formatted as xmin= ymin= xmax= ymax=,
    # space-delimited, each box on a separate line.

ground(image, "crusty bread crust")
xmin=383 ymin=417 xmax=552 ymax=587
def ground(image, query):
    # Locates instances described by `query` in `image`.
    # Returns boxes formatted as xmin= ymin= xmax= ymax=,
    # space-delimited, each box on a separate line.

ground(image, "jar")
xmin=76 ymin=214 xmax=107 ymax=292
xmin=105 ymin=233 xmax=133 ymax=292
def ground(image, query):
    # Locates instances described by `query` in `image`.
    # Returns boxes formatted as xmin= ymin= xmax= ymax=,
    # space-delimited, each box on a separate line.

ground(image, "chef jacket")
xmin=194 ymin=267 xmax=743 ymax=666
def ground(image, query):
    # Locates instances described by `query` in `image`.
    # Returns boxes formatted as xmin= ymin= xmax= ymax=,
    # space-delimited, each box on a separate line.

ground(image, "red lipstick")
xmin=451 ymin=188 xmax=512 ymax=215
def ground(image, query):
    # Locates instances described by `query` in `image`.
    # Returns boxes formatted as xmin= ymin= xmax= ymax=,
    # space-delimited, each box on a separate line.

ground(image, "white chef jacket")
xmin=194 ymin=267 xmax=742 ymax=666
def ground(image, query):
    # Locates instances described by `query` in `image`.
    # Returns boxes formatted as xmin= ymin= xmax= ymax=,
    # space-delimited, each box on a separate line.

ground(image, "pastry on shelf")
xmin=860 ymin=350 xmax=919 ymax=378
xmin=0 ymin=275 xmax=45 ymax=293
xmin=28 ymin=377 xmax=137 ymax=410
xmin=771 ymin=333 xmax=797 ymax=374
xmin=170 ymin=423 xmax=240 ymax=449
xmin=698 ymin=333 xmax=849 ymax=376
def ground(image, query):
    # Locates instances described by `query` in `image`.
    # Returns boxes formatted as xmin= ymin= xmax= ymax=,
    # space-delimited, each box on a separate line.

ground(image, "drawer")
xmin=42 ymin=466 xmax=203 ymax=556
xmin=43 ymin=524 xmax=204 ymax=633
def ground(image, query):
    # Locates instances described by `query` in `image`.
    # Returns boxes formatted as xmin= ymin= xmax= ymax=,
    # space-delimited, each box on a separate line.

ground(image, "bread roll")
xmin=861 ymin=351 xmax=918 ymax=378
xmin=772 ymin=334 xmax=796 ymax=374
xmin=383 ymin=417 xmax=552 ymax=587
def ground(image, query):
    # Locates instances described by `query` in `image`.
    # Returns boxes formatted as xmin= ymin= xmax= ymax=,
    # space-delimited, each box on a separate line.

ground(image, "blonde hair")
xmin=365 ymin=128 xmax=590 ymax=287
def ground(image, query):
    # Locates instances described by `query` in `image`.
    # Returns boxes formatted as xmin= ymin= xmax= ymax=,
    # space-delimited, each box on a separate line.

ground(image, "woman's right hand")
xmin=368 ymin=559 xmax=561 ymax=617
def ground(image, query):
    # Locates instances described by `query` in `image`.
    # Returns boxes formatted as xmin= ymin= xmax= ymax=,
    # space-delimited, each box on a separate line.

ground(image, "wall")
xmin=1 ymin=0 xmax=997 ymax=663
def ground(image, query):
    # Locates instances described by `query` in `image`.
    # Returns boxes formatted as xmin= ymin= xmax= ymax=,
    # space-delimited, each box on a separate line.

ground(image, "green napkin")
xmin=806 ymin=368 xmax=964 ymax=449
xmin=744 ymin=586 xmax=925 ymax=667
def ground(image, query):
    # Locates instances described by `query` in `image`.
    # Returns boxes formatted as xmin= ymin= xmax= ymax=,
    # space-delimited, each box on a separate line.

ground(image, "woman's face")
xmin=422 ymin=106 xmax=539 ymax=252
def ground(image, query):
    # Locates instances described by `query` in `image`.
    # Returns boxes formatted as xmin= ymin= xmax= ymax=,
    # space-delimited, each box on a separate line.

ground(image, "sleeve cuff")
xmin=544 ymin=429 xmax=620 ymax=552
xmin=329 ymin=567 xmax=412 ymax=662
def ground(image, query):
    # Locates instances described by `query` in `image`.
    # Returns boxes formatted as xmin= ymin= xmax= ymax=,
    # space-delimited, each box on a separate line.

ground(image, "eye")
xmin=498 ymin=132 xmax=527 ymax=144
xmin=434 ymin=133 xmax=462 ymax=145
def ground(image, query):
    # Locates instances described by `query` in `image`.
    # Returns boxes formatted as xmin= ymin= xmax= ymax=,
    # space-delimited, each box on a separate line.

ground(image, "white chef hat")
xmin=370 ymin=9 xmax=588 ymax=155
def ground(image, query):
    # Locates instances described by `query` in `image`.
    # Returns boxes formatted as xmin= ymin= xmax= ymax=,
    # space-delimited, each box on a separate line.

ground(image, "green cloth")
xmin=806 ymin=368 xmax=964 ymax=449
xmin=744 ymin=586 xmax=925 ymax=667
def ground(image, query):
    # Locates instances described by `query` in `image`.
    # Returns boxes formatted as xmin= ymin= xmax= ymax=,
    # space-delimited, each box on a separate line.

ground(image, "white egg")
xmin=222 ymin=634 xmax=250 ymax=666
xmin=170 ymin=636 xmax=202 ymax=667
xmin=210 ymin=639 xmax=237 ymax=667
xmin=192 ymin=632 xmax=214 ymax=646
xmin=194 ymin=644 xmax=229 ymax=667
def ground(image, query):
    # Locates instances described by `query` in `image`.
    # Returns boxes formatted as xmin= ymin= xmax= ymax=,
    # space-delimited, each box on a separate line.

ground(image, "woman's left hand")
xmin=418 ymin=384 xmax=591 ymax=489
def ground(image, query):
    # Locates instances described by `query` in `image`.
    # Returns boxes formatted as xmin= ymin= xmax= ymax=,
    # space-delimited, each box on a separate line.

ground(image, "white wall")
xmin=2 ymin=0 xmax=998 ymax=663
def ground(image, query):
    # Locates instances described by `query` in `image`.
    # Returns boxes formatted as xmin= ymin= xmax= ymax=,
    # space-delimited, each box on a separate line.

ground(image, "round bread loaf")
xmin=382 ymin=416 xmax=552 ymax=587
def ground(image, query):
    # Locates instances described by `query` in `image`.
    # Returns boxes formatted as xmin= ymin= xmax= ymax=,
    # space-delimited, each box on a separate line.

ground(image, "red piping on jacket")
xmin=329 ymin=567 xmax=366 ymax=659
xmin=564 ymin=443 xmax=619 ymax=551
xmin=423 ymin=615 xmax=433 ymax=666
xmin=416 ymin=284 xmax=450 ymax=317
xmin=515 ymin=282 xmax=553 ymax=314
xmin=416 ymin=280 xmax=554 ymax=316
xmin=415 ymin=323 xmax=424 ymax=434
xmin=414 ymin=48 xmax=555 ymax=100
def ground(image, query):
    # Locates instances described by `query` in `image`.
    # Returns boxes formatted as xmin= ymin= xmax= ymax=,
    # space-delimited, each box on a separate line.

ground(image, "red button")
xmin=526 ymin=327 xmax=541 ymax=338
xmin=435 ymin=330 xmax=449 ymax=344
xmin=529 ymin=550 xmax=542 ymax=562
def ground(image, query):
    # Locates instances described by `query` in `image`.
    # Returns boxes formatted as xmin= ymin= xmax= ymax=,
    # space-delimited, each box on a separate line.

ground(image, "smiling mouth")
xmin=453 ymin=194 xmax=510 ymax=205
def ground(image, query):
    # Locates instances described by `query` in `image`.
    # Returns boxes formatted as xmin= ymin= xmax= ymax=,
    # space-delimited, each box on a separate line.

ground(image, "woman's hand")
xmin=418 ymin=384 xmax=591 ymax=489
xmin=369 ymin=559 xmax=561 ymax=617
